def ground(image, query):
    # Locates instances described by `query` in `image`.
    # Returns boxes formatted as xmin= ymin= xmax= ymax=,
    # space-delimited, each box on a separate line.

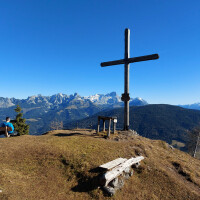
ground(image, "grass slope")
xmin=0 ymin=130 xmax=200 ymax=200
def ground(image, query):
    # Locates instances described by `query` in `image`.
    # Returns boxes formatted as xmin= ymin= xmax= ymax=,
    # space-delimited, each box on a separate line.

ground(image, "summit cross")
xmin=101 ymin=28 xmax=159 ymax=130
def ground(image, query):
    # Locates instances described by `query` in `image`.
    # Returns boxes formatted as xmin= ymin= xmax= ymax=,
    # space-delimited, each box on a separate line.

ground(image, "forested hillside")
xmin=65 ymin=104 xmax=200 ymax=151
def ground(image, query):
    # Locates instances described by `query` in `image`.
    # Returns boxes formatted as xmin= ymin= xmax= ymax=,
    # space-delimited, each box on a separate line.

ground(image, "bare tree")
xmin=194 ymin=132 xmax=200 ymax=158
xmin=187 ymin=127 xmax=200 ymax=158
xmin=50 ymin=120 xmax=63 ymax=130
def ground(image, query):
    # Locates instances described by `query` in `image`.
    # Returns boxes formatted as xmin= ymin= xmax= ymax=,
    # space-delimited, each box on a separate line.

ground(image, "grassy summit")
xmin=0 ymin=130 xmax=200 ymax=200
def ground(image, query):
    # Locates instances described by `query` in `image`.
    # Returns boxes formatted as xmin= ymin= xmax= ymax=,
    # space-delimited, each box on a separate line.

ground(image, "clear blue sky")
xmin=0 ymin=0 xmax=200 ymax=104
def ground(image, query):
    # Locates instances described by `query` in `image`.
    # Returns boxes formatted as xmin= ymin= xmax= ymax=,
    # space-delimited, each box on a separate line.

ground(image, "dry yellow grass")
xmin=0 ymin=129 xmax=200 ymax=200
xmin=171 ymin=140 xmax=185 ymax=149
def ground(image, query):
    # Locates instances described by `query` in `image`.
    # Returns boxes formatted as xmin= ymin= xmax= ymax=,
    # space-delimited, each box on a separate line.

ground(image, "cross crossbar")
xmin=101 ymin=54 xmax=159 ymax=67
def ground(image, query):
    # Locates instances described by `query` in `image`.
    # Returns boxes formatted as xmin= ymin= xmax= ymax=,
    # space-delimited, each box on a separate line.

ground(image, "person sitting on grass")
xmin=2 ymin=117 xmax=14 ymax=137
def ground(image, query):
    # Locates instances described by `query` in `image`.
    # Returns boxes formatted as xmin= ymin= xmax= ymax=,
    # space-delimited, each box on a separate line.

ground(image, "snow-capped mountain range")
xmin=1 ymin=92 xmax=200 ymax=111
xmin=84 ymin=92 xmax=122 ymax=105
xmin=0 ymin=92 xmax=148 ymax=109
xmin=85 ymin=92 xmax=148 ymax=106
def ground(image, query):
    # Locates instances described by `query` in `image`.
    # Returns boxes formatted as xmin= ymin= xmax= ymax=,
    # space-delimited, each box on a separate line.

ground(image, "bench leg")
xmin=4 ymin=127 xmax=9 ymax=138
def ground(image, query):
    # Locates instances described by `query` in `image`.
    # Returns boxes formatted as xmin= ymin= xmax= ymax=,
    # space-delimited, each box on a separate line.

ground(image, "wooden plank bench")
xmin=0 ymin=127 xmax=13 ymax=132
xmin=99 ymin=156 xmax=144 ymax=186
xmin=99 ymin=158 xmax=127 ymax=170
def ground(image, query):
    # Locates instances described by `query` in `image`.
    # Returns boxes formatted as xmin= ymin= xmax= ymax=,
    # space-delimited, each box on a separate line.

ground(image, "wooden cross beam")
xmin=101 ymin=28 xmax=159 ymax=131
xmin=101 ymin=54 xmax=159 ymax=67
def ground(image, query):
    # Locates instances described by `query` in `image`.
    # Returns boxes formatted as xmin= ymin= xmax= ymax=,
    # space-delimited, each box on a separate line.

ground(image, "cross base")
xmin=120 ymin=129 xmax=138 ymax=135
xmin=123 ymin=126 xmax=129 ymax=131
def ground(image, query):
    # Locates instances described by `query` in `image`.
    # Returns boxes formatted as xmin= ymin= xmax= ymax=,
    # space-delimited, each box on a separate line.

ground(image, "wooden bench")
xmin=99 ymin=158 xmax=127 ymax=170
xmin=99 ymin=156 xmax=144 ymax=186
xmin=0 ymin=127 xmax=13 ymax=132
xmin=0 ymin=127 xmax=16 ymax=136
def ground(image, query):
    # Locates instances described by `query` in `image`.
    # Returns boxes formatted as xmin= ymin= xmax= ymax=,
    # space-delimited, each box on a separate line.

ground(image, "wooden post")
xmin=97 ymin=118 xmax=100 ymax=134
xmin=124 ymin=28 xmax=130 ymax=130
xmin=108 ymin=119 xmax=111 ymax=137
xmin=113 ymin=121 xmax=116 ymax=134
xmin=103 ymin=120 xmax=106 ymax=132
xmin=5 ymin=126 xmax=8 ymax=137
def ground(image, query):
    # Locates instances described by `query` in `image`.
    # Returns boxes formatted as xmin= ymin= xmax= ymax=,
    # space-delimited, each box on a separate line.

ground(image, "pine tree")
xmin=13 ymin=105 xmax=29 ymax=136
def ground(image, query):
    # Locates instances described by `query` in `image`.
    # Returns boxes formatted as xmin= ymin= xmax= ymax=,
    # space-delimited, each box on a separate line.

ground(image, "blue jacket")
xmin=2 ymin=122 xmax=14 ymax=134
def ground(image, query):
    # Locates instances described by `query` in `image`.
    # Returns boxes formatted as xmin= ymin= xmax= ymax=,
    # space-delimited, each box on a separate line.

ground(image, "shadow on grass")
xmin=71 ymin=173 xmax=100 ymax=193
xmin=89 ymin=167 xmax=106 ymax=173
xmin=54 ymin=132 xmax=84 ymax=137
xmin=54 ymin=132 xmax=98 ymax=138
xmin=71 ymin=166 xmax=106 ymax=193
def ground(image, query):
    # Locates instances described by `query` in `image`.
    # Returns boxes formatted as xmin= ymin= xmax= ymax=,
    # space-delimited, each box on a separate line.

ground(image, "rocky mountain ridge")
xmin=2 ymin=93 xmax=200 ymax=111
xmin=0 ymin=92 xmax=147 ymax=109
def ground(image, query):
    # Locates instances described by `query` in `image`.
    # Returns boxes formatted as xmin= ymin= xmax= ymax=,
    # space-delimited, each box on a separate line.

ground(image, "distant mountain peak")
xmin=74 ymin=92 xmax=79 ymax=97
xmin=84 ymin=92 xmax=147 ymax=107
xmin=180 ymin=102 xmax=200 ymax=110
xmin=0 ymin=97 xmax=15 ymax=108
